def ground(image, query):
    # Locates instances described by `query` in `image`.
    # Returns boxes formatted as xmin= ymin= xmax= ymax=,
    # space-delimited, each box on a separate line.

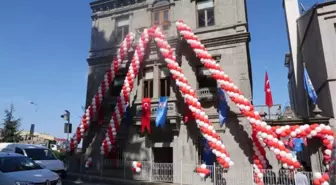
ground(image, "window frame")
xmin=110 ymin=75 xmax=125 ymax=97
xmin=196 ymin=0 xmax=215 ymax=28
xmin=159 ymin=68 xmax=171 ymax=97
xmin=116 ymin=16 xmax=130 ymax=43
xmin=196 ymin=66 xmax=217 ymax=89
xmin=152 ymin=7 xmax=170 ymax=30
xmin=143 ymin=67 xmax=154 ymax=98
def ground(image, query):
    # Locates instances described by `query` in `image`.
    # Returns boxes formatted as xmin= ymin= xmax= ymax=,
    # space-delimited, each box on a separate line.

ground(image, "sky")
xmin=0 ymin=0 xmax=323 ymax=138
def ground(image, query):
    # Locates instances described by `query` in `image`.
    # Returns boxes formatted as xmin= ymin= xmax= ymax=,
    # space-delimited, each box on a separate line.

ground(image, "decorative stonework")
xmin=90 ymin=0 xmax=146 ymax=13
xmin=135 ymin=101 xmax=177 ymax=117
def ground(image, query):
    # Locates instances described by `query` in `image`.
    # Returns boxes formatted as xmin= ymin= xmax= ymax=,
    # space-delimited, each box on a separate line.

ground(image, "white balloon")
xmin=201 ymin=164 xmax=207 ymax=169
xmin=132 ymin=161 xmax=137 ymax=167
xmin=313 ymin=172 xmax=322 ymax=179
xmin=199 ymin=173 xmax=206 ymax=178
xmin=321 ymin=182 xmax=329 ymax=185
xmin=229 ymin=161 xmax=234 ymax=166
xmin=257 ymin=173 xmax=263 ymax=179
xmin=136 ymin=167 xmax=141 ymax=173
xmin=325 ymin=149 xmax=332 ymax=156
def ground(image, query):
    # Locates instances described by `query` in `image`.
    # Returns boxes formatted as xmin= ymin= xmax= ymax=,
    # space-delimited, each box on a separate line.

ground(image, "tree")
xmin=1 ymin=104 xmax=22 ymax=142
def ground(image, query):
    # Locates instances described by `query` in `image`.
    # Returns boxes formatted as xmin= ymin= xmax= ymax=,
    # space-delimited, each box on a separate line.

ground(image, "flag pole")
xmin=268 ymin=107 xmax=271 ymax=120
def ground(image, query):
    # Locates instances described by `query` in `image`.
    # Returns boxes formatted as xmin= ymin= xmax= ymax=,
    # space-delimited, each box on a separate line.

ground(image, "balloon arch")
xmin=67 ymin=20 xmax=334 ymax=185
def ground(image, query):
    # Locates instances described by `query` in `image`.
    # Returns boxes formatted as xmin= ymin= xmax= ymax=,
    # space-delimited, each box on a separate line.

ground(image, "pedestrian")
xmin=295 ymin=166 xmax=309 ymax=185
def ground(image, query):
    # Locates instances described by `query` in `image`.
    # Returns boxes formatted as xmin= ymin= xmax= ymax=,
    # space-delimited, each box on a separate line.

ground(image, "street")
xmin=62 ymin=179 xmax=110 ymax=185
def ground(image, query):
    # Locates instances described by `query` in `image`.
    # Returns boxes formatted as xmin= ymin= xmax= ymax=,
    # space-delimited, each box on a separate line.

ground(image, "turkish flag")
xmin=141 ymin=98 xmax=151 ymax=134
xmin=264 ymin=71 xmax=273 ymax=107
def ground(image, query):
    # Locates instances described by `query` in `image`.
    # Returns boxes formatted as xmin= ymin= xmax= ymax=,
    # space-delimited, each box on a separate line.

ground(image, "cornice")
xmin=91 ymin=0 xmax=147 ymax=19
xmin=200 ymin=32 xmax=250 ymax=48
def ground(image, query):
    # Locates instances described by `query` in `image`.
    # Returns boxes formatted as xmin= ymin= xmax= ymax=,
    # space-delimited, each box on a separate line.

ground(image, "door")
xmin=152 ymin=147 xmax=173 ymax=182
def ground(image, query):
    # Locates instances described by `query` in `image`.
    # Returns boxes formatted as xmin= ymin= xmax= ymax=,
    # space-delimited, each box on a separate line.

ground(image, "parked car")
xmin=0 ymin=152 xmax=62 ymax=185
xmin=0 ymin=143 xmax=67 ymax=178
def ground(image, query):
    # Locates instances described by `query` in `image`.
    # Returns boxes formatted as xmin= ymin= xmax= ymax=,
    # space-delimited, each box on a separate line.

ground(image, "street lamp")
xmin=29 ymin=102 xmax=38 ymax=137
xmin=61 ymin=110 xmax=71 ymax=142
xmin=30 ymin=102 xmax=38 ymax=112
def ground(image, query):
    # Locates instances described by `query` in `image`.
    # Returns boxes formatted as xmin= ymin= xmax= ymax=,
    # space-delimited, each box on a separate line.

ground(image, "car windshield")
xmin=0 ymin=156 xmax=42 ymax=173
xmin=24 ymin=148 xmax=56 ymax=160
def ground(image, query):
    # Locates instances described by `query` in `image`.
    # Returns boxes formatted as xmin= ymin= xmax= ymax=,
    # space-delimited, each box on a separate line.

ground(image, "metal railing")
xmin=68 ymin=157 xmax=318 ymax=185
xmin=261 ymin=169 xmax=314 ymax=185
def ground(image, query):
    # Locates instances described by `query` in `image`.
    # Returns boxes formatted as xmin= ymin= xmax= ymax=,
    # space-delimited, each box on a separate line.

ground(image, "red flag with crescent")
xmin=141 ymin=98 xmax=151 ymax=134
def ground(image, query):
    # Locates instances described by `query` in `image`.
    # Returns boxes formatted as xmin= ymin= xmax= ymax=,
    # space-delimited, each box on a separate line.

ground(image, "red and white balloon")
xmin=195 ymin=164 xmax=210 ymax=178
xmin=313 ymin=172 xmax=329 ymax=185
xmin=132 ymin=161 xmax=142 ymax=173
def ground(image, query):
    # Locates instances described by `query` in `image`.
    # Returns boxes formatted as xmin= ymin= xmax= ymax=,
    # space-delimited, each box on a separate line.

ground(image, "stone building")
xmin=284 ymin=1 xmax=336 ymax=127
xmin=82 ymin=0 xmax=254 ymax=184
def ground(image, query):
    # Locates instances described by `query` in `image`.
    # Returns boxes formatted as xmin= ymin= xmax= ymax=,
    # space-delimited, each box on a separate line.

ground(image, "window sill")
xmin=147 ymin=2 xmax=175 ymax=11
xmin=194 ymin=22 xmax=247 ymax=35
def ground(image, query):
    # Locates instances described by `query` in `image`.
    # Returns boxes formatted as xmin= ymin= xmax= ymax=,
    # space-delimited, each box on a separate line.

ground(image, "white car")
xmin=0 ymin=152 xmax=62 ymax=185
xmin=0 ymin=143 xmax=67 ymax=178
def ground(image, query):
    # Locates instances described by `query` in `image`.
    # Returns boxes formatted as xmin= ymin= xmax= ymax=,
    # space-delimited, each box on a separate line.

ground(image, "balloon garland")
xmin=272 ymin=124 xmax=334 ymax=169
xmin=152 ymin=27 xmax=233 ymax=168
xmin=101 ymin=29 xmax=152 ymax=155
xmin=101 ymin=26 xmax=233 ymax=168
xmin=313 ymin=172 xmax=330 ymax=185
xmin=132 ymin=161 xmax=142 ymax=173
xmin=68 ymin=33 xmax=134 ymax=152
xmin=175 ymin=20 xmax=300 ymax=183
xmin=195 ymin=164 xmax=211 ymax=178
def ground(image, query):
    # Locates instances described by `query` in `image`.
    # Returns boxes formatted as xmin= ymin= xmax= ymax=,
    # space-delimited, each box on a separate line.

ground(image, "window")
xmin=197 ymin=66 xmax=217 ymax=88
xmin=0 ymin=156 xmax=42 ymax=173
xmin=116 ymin=16 xmax=129 ymax=43
xmin=197 ymin=0 xmax=215 ymax=28
xmin=24 ymin=148 xmax=56 ymax=160
xmin=152 ymin=9 xmax=170 ymax=30
xmin=160 ymin=67 xmax=171 ymax=97
xmin=143 ymin=68 xmax=154 ymax=98
xmin=110 ymin=75 xmax=125 ymax=97
xmin=15 ymin=148 xmax=24 ymax=155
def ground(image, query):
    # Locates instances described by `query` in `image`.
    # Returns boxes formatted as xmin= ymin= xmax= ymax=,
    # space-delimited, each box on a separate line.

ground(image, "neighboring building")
xmin=284 ymin=1 xmax=336 ymax=129
xmin=19 ymin=131 xmax=55 ymax=145
xmin=82 ymin=0 xmax=253 ymax=184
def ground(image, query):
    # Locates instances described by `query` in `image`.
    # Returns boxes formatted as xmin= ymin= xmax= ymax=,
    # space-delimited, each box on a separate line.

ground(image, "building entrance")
xmin=152 ymin=147 xmax=173 ymax=182
xmin=153 ymin=147 xmax=173 ymax=163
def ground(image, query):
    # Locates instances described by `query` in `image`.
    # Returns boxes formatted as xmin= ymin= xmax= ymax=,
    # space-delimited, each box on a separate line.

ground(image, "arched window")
xmin=152 ymin=0 xmax=170 ymax=30
xmin=196 ymin=0 xmax=215 ymax=28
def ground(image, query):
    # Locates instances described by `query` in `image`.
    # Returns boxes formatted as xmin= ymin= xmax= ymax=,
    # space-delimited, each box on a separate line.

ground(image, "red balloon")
xmin=313 ymin=179 xmax=321 ymax=185
xmin=322 ymin=174 xmax=329 ymax=181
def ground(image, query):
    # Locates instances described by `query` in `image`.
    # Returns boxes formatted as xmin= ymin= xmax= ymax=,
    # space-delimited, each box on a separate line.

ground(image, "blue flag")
xmin=303 ymin=66 xmax=318 ymax=104
xmin=218 ymin=88 xmax=228 ymax=127
xmin=201 ymin=138 xmax=215 ymax=165
xmin=155 ymin=96 xmax=168 ymax=128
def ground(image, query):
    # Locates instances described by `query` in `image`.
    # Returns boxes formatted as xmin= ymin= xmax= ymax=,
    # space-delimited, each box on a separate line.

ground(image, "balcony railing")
xmin=196 ymin=87 xmax=217 ymax=100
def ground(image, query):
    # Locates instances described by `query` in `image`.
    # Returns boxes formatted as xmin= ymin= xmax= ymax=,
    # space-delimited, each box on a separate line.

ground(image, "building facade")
xmin=284 ymin=1 xmax=336 ymax=128
xmin=82 ymin=0 xmax=254 ymax=184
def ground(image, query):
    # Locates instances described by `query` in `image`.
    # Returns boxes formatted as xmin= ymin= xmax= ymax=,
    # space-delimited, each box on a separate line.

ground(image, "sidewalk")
xmin=67 ymin=172 xmax=177 ymax=185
